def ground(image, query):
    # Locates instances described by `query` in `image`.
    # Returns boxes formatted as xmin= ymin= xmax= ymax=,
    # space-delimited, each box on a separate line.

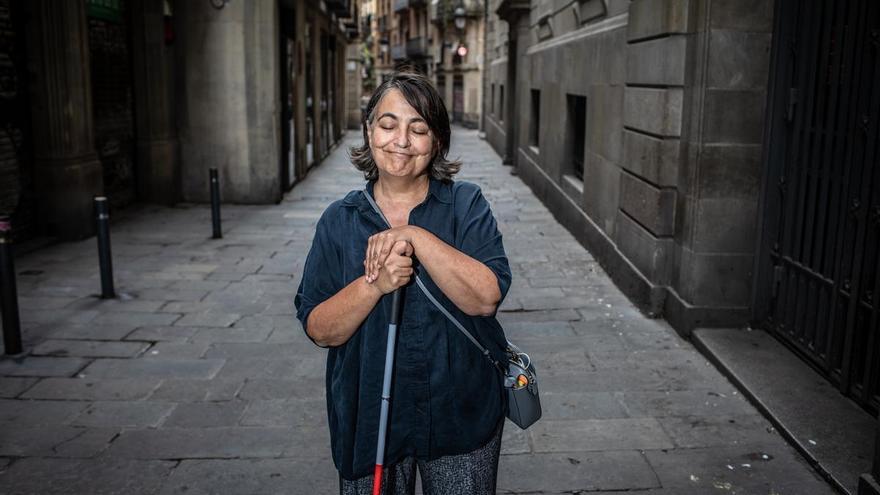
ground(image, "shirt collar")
xmin=344 ymin=176 xmax=453 ymax=207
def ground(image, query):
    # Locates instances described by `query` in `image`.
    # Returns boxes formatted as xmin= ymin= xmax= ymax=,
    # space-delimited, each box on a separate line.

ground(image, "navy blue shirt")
xmin=294 ymin=177 xmax=512 ymax=480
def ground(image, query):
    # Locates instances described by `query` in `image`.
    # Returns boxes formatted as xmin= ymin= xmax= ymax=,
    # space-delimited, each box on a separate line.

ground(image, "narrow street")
xmin=0 ymin=128 xmax=835 ymax=494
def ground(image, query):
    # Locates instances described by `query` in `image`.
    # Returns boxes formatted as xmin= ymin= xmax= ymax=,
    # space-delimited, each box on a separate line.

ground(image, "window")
xmin=499 ymin=85 xmax=504 ymax=123
xmin=529 ymin=89 xmax=540 ymax=148
xmin=490 ymin=84 xmax=495 ymax=115
xmin=567 ymin=94 xmax=587 ymax=180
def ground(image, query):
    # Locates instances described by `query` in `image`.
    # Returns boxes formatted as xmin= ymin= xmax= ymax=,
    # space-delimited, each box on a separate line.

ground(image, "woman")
xmin=295 ymin=71 xmax=512 ymax=494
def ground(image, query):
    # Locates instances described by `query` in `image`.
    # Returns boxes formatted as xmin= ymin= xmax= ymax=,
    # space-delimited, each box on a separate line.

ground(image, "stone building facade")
xmin=0 ymin=0 xmax=358 ymax=241
xmin=485 ymin=0 xmax=880 ymax=492
xmin=485 ymin=0 xmax=772 ymax=334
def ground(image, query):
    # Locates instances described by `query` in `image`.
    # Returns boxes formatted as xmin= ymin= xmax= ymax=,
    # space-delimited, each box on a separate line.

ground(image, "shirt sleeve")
xmin=454 ymin=185 xmax=512 ymax=312
xmin=295 ymin=206 xmax=344 ymax=347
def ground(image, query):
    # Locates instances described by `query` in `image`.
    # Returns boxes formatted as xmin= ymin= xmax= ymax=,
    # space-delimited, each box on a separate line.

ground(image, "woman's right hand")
xmin=367 ymin=240 xmax=413 ymax=294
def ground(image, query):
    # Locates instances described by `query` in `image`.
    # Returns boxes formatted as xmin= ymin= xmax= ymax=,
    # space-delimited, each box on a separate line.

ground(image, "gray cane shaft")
xmin=375 ymin=323 xmax=398 ymax=464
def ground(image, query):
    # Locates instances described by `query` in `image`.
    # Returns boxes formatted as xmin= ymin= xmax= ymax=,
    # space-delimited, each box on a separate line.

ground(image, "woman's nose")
xmin=394 ymin=128 xmax=410 ymax=148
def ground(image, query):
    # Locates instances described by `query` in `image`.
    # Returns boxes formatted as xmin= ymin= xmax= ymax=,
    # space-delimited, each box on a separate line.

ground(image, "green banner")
xmin=87 ymin=0 xmax=124 ymax=23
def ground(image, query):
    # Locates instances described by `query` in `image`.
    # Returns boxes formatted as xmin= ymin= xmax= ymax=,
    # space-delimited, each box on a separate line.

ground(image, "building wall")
xmin=0 ymin=0 xmax=39 ymax=241
xmin=483 ymin=0 xmax=506 ymax=154
xmin=485 ymin=0 xmax=774 ymax=334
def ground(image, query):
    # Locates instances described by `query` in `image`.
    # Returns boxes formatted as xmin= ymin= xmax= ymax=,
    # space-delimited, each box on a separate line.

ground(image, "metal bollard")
xmin=94 ymin=197 xmax=116 ymax=299
xmin=210 ymin=168 xmax=222 ymax=239
xmin=0 ymin=217 xmax=23 ymax=355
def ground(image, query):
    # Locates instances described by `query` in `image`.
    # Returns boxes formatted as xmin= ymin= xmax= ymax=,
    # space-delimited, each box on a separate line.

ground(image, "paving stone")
xmin=189 ymin=327 xmax=272 ymax=343
xmin=168 ymin=280 xmax=230 ymax=292
xmin=202 ymin=343 xmax=301 ymax=359
xmin=0 ymin=426 xmax=110 ymax=457
xmin=31 ymin=340 xmax=149 ymax=358
xmin=143 ymin=342 xmax=211 ymax=359
xmin=619 ymin=389 xmax=758 ymax=418
xmin=149 ymin=378 xmax=244 ymax=402
xmin=124 ymin=325 xmax=200 ymax=342
xmin=158 ymin=458 xmax=338 ymax=495
xmin=162 ymin=401 xmax=248 ymax=427
xmin=106 ymin=427 xmax=322 ymax=459
xmin=214 ymin=358 xmax=300 ymax=380
xmin=0 ymin=377 xmax=38 ymax=398
xmin=21 ymin=377 xmax=161 ymax=401
xmin=239 ymin=398 xmax=324 ymax=427
xmin=265 ymin=326 xmax=305 ymax=343
xmin=232 ymin=314 xmax=293 ymax=331
xmin=19 ymin=308 xmax=100 ymax=326
xmin=237 ymin=378 xmax=325 ymax=400
xmin=158 ymin=301 xmax=217 ymax=313
xmin=134 ymin=288 xmax=209 ymax=302
xmin=173 ymin=312 xmax=240 ymax=327
xmin=17 ymin=296 xmax=79 ymax=310
xmin=0 ymin=399 xmax=88 ymax=425
xmin=496 ymin=309 xmax=582 ymax=324
xmin=44 ymin=323 xmax=137 ymax=341
xmin=79 ymin=358 xmax=225 ymax=380
xmin=0 ymin=356 xmax=89 ymax=377
xmin=540 ymin=392 xmax=629 ymax=420
xmin=70 ymin=401 xmax=176 ymax=428
xmin=530 ymin=418 xmax=674 ymax=452
xmin=657 ymin=414 xmax=776 ymax=449
xmin=644 ymin=444 xmax=838 ymax=494
xmin=91 ymin=311 xmax=181 ymax=327
xmin=497 ymin=451 xmax=660 ymax=493
xmin=68 ymin=297 xmax=166 ymax=313
xmin=50 ymin=427 xmax=120 ymax=458
xmin=0 ymin=457 xmax=175 ymax=494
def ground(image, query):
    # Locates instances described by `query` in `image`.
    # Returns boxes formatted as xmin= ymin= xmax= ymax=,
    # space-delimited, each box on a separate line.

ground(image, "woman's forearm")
xmin=306 ymin=275 xmax=383 ymax=347
xmin=409 ymin=227 xmax=501 ymax=316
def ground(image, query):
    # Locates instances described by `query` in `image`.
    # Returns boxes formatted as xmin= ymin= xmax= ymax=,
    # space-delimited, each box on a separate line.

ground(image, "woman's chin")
xmin=379 ymin=165 xmax=413 ymax=177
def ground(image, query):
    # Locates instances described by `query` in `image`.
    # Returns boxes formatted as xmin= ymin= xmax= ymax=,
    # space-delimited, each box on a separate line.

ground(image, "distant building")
xmin=0 ymin=0 xmax=359 ymax=241
xmin=359 ymin=0 xmax=485 ymax=128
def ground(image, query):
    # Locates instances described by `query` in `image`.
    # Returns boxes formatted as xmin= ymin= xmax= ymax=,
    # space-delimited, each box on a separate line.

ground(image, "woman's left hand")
xmin=364 ymin=226 xmax=419 ymax=283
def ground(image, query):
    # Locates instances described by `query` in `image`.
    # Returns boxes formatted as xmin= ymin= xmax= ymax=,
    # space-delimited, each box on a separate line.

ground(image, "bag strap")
xmin=362 ymin=188 xmax=505 ymax=373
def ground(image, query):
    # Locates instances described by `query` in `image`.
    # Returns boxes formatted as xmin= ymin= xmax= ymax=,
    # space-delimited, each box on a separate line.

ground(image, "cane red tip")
xmin=372 ymin=464 xmax=383 ymax=495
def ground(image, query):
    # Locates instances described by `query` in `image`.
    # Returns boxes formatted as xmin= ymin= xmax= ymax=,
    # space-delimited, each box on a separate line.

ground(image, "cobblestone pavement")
xmin=0 ymin=128 xmax=835 ymax=494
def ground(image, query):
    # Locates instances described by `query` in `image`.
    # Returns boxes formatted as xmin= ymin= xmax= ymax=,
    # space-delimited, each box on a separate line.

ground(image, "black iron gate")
xmin=755 ymin=0 xmax=880 ymax=412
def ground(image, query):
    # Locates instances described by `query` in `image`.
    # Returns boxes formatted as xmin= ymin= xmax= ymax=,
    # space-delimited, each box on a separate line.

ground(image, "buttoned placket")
xmin=359 ymin=187 xmax=435 ymax=459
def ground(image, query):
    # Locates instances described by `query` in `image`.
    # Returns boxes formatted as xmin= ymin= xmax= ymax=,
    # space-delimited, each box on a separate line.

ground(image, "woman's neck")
xmin=375 ymin=173 xmax=429 ymax=207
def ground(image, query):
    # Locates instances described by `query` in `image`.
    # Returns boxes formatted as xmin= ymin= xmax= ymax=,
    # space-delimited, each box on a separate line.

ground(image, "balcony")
xmin=325 ymin=0 xmax=351 ymax=16
xmin=431 ymin=0 xmax=483 ymax=24
xmin=429 ymin=2 xmax=446 ymax=24
xmin=406 ymin=36 xmax=427 ymax=58
xmin=394 ymin=0 xmax=426 ymax=13
xmin=391 ymin=43 xmax=406 ymax=60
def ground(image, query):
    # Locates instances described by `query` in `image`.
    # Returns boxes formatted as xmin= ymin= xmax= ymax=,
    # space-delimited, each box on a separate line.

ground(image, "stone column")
xmin=293 ymin=0 xmax=308 ymax=180
xmin=175 ymin=0 xmax=281 ymax=203
xmin=130 ymin=0 xmax=179 ymax=205
xmin=25 ymin=0 xmax=103 ymax=240
xmin=496 ymin=0 xmax=529 ymax=166
xmin=311 ymin=17 xmax=324 ymax=161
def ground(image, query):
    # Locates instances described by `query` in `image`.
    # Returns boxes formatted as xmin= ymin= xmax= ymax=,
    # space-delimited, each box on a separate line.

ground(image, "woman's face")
xmin=368 ymin=88 xmax=434 ymax=180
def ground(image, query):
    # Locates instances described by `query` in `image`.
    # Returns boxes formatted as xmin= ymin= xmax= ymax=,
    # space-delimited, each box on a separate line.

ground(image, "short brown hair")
xmin=349 ymin=71 xmax=461 ymax=181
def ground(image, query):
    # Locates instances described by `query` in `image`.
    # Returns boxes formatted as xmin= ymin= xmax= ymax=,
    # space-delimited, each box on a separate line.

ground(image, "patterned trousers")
xmin=339 ymin=419 xmax=504 ymax=495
